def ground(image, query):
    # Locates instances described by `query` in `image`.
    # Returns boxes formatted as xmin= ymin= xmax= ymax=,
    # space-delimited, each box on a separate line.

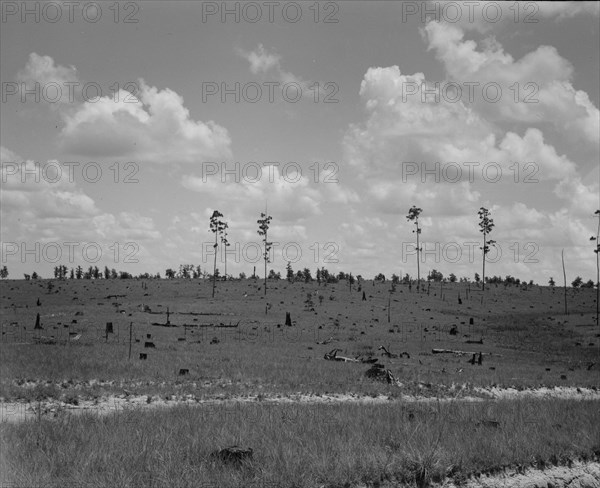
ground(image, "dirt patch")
xmin=2 ymin=385 xmax=599 ymax=424
xmin=441 ymin=460 xmax=600 ymax=488
xmin=473 ymin=385 xmax=600 ymax=400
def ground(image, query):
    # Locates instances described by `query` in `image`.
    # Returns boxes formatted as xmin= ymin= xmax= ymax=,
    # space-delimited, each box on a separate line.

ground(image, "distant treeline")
xmin=0 ymin=264 xmax=596 ymax=288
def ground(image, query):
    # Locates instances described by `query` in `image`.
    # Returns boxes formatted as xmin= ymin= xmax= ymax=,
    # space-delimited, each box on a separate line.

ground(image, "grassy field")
xmin=1 ymin=399 xmax=599 ymax=487
xmin=1 ymin=277 xmax=599 ymax=486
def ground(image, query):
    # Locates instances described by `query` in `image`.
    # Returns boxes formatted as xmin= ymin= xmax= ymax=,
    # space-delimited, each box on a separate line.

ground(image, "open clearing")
xmin=1 ymin=278 xmax=599 ymax=487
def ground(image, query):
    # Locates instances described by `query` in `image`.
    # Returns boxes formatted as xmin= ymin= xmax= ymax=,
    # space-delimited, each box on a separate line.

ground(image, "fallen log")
xmin=151 ymin=322 xmax=177 ymax=327
xmin=178 ymin=312 xmax=236 ymax=316
xmin=324 ymin=348 xmax=359 ymax=363
xmin=215 ymin=321 xmax=240 ymax=328
xmin=432 ymin=348 xmax=502 ymax=357
xmin=316 ymin=336 xmax=334 ymax=345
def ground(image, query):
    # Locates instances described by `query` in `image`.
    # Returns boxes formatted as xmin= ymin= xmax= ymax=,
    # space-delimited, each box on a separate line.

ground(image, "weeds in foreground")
xmin=1 ymin=398 xmax=598 ymax=487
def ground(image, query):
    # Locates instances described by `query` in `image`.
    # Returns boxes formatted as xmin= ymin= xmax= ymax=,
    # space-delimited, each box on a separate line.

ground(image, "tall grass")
xmin=2 ymin=399 xmax=598 ymax=487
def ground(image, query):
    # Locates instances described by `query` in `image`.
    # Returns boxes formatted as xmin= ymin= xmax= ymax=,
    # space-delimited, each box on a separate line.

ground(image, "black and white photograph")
xmin=1 ymin=1 xmax=599 ymax=486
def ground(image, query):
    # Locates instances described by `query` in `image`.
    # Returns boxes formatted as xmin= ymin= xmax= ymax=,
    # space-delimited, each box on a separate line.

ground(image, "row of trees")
xmin=549 ymin=276 xmax=596 ymax=289
xmin=7 ymin=264 xmax=596 ymax=289
xmin=5 ymin=264 xmax=596 ymax=290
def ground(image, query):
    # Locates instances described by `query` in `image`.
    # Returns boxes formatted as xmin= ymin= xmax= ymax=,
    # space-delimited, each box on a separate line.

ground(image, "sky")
xmin=1 ymin=0 xmax=599 ymax=284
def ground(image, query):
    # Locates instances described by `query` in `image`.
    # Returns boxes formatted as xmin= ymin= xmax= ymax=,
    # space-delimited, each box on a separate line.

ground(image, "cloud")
xmin=182 ymin=165 xmax=323 ymax=223
xmin=554 ymin=177 xmax=599 ymax=216
xmin=92 ymin=212 xmax=162 ymax=241
xmin=61 ymin=80 xmax=232 ymax=162
xmin=342 ymin=24 xmax=597 ymax=226
xmin=523 ymin=1 xmax=599 ymax=21
xmin=423 ymin=21 xmax=599 ymax=146
xmin=238 ymin=44 xmax=324 ymax=99
xmin=345 ymin=65 xmax=493 ymax=173
xmin=17 ymin=53 xmax=79 ymax=104
xmin=423 ymin=1 xmax=600 ymax=34
xmin=340 ymin=20 xmax=597 ymax=283
xmin=1 ymin=146 xmax=162 ymax=273
xmin=1 ymin=146 xmax=99 ymax=218
xmin=14 ymin=54 xmax=233 ymax=163
xmin=242 ymin=44 xmax=281 ymax=74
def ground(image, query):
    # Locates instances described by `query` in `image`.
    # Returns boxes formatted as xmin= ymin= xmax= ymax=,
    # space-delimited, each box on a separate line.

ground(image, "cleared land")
xmin=1 ymin=278 xmax=599 ymax=487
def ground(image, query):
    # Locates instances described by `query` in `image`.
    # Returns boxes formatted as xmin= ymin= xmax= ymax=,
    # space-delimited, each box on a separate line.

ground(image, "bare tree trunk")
xmin=562 ymin=249 xmax=568 ymax=315
xmin=596 ymin=215 xmax=600 ymax=327
xmin=212 ymin=231 xmax=218 ymax=298
xmin=264 ymin=230 xmax=268 ymax=296
xmin=416 ymin=228 xmax=420 ymax=291
xmin=128 ymin=322 xmax=132 ymax=360
xmin=482 ymin=232 xmax=486 ymax=292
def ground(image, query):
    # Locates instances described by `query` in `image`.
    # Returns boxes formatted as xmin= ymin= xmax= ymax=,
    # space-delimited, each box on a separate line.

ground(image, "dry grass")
xmin=1 ymin=278 xmax=598 ymax=402
xmin=1 ymin=399 xmax=598 ymax=487
xmin=1 ymin=278 xmax=598 ymax=486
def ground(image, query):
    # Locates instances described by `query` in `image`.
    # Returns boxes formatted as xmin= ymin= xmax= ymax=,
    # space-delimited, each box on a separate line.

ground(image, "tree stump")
xmin=34 ymin=313 xmax=42 ymax=330
xmin=210 ymin=446 xmax=253 ymax=466
xmin=365 ymin=364 xmax=396 ymax=384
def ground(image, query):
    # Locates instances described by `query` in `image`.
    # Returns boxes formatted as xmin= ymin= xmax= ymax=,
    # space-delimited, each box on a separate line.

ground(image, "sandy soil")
xmin=439 ymin=460 xmax=600 ymax=488
xmin=2 ymin=384 xmax=599 ymax=424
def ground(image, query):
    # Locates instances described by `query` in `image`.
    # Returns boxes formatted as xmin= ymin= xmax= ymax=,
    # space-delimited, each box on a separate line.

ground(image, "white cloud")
xmin=527 ymin=1 xmax=599 ymax=21
xmin=340 ymin=20 xmax=598 ymax=284
xmin=423 ymin=1 xmax=600 ymax=34
xmin=17 ymin=53 xmax=78 ymax=105
xmin=182 ymin=165 xmax=323 ymax=223
xmin=14 ymin=54 xmax=233 ymax=163
xmin=61 ymin=80 xmax=232 ymax=163
xmin=241 ymin=44 xmax=281 ymax=74
xmin=423 ymin=21 xmax=599 ymax=146
xmin=1 ymin=146 xmax=99 ymax=218
xmin=1 ymin=146 xmax=162 ymax=274
xmin=238 ymin=44 xmax=324 ymax=99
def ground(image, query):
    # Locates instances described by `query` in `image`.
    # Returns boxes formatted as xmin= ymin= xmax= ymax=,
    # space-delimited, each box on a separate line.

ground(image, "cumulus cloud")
xmin=17 ymin=52 xmax=79 ymax=104
xmin=423 ymin=21 xmax=599 ymax=145
xmin=345 ymin=66 xmax=575 ymax=192
xmin=343 ymin=20 xmax=596 ymax=227
xmin=61 ymin=80 xmax=232 ymax=162
xmin=1 ymin=146 xmax=162 ymax=272
xmin=1 ymin=146 xmax=99 ymax=218
xmin=182 ymin=165 xmax=323 ymax=223
xmin=341 ymin=18 xmax=597 ymax=283
xmin=14 ymin=53 xmax=233 ymax=163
